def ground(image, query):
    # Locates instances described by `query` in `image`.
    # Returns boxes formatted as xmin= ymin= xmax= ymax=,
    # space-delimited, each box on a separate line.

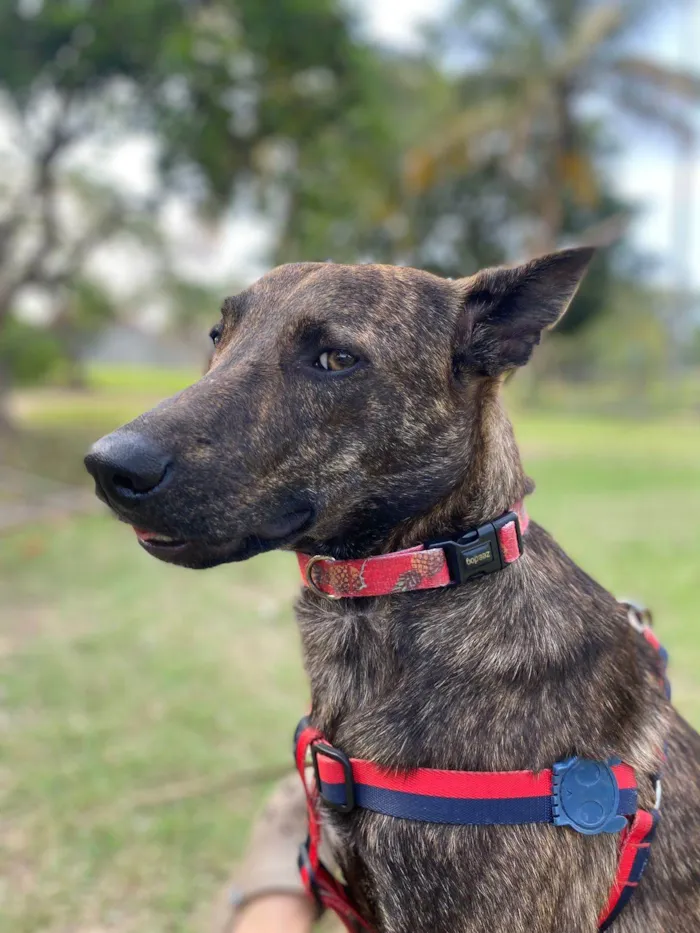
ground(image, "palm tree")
xmin=406 ymin=0 xmax=700 ymax=256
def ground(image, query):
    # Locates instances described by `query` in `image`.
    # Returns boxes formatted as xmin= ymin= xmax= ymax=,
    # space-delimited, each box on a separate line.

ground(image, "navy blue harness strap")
xmin=295 ymin=608 xmax=669 ymax=932
xmin=319 ymin=775 xmax=638 ymax=827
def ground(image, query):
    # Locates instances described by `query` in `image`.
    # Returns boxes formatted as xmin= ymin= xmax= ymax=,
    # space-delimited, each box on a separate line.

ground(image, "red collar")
xmin=297 ymin=502 xmax=529 ymax=599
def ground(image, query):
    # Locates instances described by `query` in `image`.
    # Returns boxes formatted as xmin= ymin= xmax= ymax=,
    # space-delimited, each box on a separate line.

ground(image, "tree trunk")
xmin=0 ymin=359 xmax=16 ymax=440
xmin=522 ymin=180 xmax=561 ymax=405
xmin=0 ymin=293 xmax=18 ymax=437
xmin=522 ymin=87 xmax=570 ymax=406
xmin=54 ymin=320 xmax=89 ymax=391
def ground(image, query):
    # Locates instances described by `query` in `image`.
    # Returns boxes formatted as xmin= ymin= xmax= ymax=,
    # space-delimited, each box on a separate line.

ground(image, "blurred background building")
xmin=0 ymin=2 xmax=698 ymax=931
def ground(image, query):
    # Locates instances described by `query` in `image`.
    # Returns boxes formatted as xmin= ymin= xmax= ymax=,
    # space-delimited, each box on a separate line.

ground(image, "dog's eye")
xmin=209 ymin=325 xmax=222 ymax=347
xmin=316 ymin=350 xmax=358 ymax=372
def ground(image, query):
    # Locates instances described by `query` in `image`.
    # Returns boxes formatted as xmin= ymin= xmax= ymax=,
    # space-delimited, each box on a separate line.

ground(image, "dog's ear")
xmin=455 ymin=247 xmax=595 ymax=376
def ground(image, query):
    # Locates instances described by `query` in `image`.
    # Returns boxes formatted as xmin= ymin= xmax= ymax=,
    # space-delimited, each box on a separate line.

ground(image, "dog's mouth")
xmin=133 ymin=528 xmax=190 ymax=553
xmin=130 ymin=508 xmax=314 ymax=569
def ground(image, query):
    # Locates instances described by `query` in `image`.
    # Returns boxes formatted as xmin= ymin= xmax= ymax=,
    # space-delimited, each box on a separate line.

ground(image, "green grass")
xmin=86 ymin=363 xmax=202 ymax=395
xmin=1 ymin=382 xmax=699 ymax=932
xmin=12 ymin=369 xmax=198 ymax=434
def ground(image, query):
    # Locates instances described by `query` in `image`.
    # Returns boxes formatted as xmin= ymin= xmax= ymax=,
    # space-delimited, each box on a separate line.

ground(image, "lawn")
xmin=1 ymin=372 xmax=699 ymax=932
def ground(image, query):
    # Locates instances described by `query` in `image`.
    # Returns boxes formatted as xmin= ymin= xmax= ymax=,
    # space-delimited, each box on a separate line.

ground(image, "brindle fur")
xmin=86 ymin=250 xmax=700 ymax=932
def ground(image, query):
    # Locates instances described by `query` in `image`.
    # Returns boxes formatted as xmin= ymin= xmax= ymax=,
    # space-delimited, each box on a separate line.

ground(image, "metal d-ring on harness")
xmin=293 ymin=602 xmax=669 ymax=933
xmin=625 ymin=601 xmax=668 ymax=819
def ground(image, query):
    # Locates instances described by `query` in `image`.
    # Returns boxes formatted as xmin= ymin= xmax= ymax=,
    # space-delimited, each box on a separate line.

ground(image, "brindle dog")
xmin=85 ymin=249 xmax=700 ymax=933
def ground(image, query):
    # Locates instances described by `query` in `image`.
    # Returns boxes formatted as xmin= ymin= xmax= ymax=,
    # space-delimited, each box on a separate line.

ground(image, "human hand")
xmin=233 ymin=892 xmax=316 ymax=933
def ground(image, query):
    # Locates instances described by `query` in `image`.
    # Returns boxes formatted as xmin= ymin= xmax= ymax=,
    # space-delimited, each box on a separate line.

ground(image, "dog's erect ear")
xmin=455 ymin=247 xmax=595 ymax=376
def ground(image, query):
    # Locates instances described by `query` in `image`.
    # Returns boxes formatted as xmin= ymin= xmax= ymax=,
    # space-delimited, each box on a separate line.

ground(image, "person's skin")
xmin=233 ymin=893 xmax=315 ymax=933
xmin=212 ymin=774 xmax=330 ymax=932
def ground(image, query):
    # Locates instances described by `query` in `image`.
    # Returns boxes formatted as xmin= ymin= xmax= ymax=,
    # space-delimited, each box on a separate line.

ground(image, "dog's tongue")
xmin=133 ymin=527 xmax=178 ymax=543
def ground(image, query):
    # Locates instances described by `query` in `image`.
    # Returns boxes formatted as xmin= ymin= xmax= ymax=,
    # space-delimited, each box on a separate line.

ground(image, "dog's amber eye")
xmin=317 ymin=350 xmax=358 ymax=372
xmin=209 ymin=325 xmax=222 ymax=347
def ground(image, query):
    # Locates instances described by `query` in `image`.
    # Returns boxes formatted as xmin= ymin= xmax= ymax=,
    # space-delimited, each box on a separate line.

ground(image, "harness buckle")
xmin=620 ymin=600 xmax=653 ymax=632
xmin=552 ymin=757 xmax=628 ymax=835
xmin=429 ymin=511 xmax=521 ymax=585
xmin=311 ymin=743 xmax=356 ymax=814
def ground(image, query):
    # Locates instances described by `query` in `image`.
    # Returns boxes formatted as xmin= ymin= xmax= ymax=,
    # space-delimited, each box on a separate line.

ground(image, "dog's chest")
xmin=295 ymin=585 xmax=651 ymax=774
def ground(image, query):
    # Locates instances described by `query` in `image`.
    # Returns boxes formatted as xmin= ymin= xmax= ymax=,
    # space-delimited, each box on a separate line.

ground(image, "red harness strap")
xmin=294 ymin=611 xmax=667 ymax=931
xmin=298 ymin=504 xmax=528 ymax=599
xmin=598 ymin=808 xmax=659 ymax=930
xmin=295 ymin=721 xmax=372 ymax=932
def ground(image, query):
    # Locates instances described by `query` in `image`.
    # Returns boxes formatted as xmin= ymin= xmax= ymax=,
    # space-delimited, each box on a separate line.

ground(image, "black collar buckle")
xmin=428 ymin=510 xmax=522 ymax=586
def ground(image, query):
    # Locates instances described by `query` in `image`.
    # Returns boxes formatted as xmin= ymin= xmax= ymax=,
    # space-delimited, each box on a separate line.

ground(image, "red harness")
xmin=294 ymin=510 xmax=667 ymax=931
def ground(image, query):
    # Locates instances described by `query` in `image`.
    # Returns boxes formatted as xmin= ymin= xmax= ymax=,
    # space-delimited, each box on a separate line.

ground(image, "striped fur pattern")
xmin=87 ymin=250 xmax=700 ymax=932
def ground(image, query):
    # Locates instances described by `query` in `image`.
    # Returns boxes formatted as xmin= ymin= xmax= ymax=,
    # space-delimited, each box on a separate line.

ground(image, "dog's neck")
xmin=294 ymin=390 xmax=665 ymax=784
xmin=299 ymin=382 xmax=532 ymax=561
xmin=386 ymin=387 xmax=532 ymax=553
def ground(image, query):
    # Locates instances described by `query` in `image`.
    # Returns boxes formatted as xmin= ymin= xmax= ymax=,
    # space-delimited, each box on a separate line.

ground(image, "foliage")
xmin=61 ymin=277 xmax=117 ymax=335
xmin=0 ymin=0 xmax=377 ymax=208
xmin=550 ymin=278 xmax=669 ymax=385
xmin=275 ymin=54 xmax=514 ymax=275
xmin=424 ymin=0 xmax=699 ymax=253
xmin=0 ymin=0 xmax=383 ymax=385
xmin=0 ymin=0 xmax=697 ymax=392
xmin=157 ymin=275 xmax=228 ymax=341
xmin=390 ymin=0 xmax=700 ymax=333
xmin=684 ymin=327 xmax=700 ymax=367
xmin=0 ymin=317 xmax=63 ymax=386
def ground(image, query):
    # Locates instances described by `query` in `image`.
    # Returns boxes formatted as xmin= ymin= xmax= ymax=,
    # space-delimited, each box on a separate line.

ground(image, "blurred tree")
xmin=405 ymin=0 xmax=700 ymax=329
xmin=156 ymin=275 xmax=227 ymax=349
xmin=684 ymin=324 xmax=700 ymax=368
xmin=0 ymin=318 xmax=64 ymax=387
xmin=0 ymin=0 xmax=381 ymax=426
xmin=275 ymin=52 xmax=515 ymax=275
xmin=421 ymin=0 xmax=700 ymax=248
xmin=273 ymin=7 xmax=646 ymax=338
xmin=0 ymin=0 xmax=690 ymax=428
xmin=52 ymin=276 xmax=119 ymax=387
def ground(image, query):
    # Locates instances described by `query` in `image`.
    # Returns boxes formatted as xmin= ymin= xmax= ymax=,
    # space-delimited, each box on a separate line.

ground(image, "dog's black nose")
xmin=85 ymin=431 xmax=171 ymax=502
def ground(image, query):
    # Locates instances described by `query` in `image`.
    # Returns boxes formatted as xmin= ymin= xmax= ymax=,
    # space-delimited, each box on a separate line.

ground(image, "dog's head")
xmin=85 ymin=249 xmax=592 ymax=568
